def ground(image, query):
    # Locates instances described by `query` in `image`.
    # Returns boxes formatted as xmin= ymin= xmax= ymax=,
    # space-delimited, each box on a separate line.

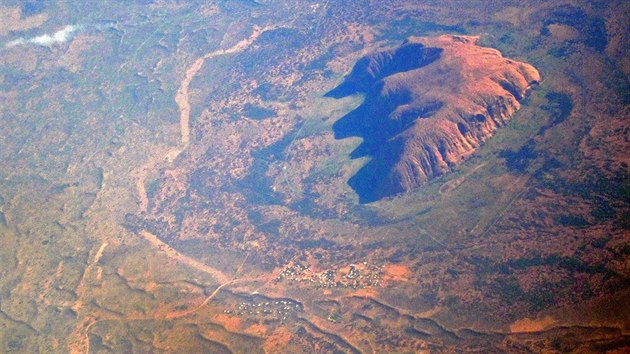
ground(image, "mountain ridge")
xmin=329 ymin=35 xmax=540 ymax=202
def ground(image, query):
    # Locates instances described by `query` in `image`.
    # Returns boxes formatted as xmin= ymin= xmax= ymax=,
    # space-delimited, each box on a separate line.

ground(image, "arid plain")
xmin=0 ymin=1 xmax=629 ymax=352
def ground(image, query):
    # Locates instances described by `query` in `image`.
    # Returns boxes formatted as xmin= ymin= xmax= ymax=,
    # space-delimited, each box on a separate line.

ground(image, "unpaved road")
xmin=133 ymin=26 xmax=275 ymax=212
xmin=140 ymin=230 xmax=230 ymax=284
xmin=75 ymin=27 xmax=279 ymax=354
xmin=175 ymin=25 xmax=274 ymax=146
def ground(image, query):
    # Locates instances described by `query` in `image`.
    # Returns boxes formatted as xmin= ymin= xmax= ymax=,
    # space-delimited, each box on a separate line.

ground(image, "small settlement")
xmin=275 ymin=260 xmax=385 ymax=289
xmin=224 ymin=298 xmax=302 ymax=322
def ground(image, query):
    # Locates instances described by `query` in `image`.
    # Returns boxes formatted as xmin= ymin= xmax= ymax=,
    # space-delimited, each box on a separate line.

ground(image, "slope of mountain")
xmin=328 ymin=35 xmax=540 ymax=202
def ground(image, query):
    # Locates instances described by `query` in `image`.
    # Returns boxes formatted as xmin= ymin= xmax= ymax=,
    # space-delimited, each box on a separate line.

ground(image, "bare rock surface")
xmin=328 ymin=35 xmax=540 ymax=202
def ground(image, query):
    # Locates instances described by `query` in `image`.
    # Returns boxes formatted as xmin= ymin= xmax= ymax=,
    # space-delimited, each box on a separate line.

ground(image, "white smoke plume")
xmin=6 ymin=25 xmax=78 ymax=47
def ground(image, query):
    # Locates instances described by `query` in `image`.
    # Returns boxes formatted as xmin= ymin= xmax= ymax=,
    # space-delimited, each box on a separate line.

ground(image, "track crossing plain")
xmin=0 ymin=1 xmax=628 ymax=353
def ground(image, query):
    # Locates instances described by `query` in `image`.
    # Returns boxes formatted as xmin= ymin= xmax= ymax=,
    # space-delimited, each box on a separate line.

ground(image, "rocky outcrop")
xmin=327 ymin=35 xmax=540 ymax=203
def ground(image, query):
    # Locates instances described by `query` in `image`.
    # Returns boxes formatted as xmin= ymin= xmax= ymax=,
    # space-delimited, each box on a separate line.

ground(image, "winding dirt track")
xmin=133 ymin=26 xmax=274 ymax=213
xmin=133 ymin=24 xmax=278 ymax=288
xmin=139 ymin=230 xmax=229 ymax=283
xmin=175 ymin=25 xmax=274 ymax=146
xmin=77 ymin=27 xmax=279 ymax=354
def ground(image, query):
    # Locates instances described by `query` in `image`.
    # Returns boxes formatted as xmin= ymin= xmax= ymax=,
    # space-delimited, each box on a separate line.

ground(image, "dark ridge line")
xmin=314 ymin=299 xmax=342 ymax=308
xmin=91 ymin=299 xmax=126 ymax=318
xmin=347 ymin=295 xmax=461 ymax=340
xmin=189 ymin=321 xmax=264 ymax=350
xmin=111 ymin=270 xmax=158 ymax=301
xmin=195 ymin=331 xmax=234 ymax=354
xmin=0 ymin=306 xmax=39 ymax=333
xmin=296 ymin=317 xmax=363 ymax=354
xmin=349 ymin=294 xmax=630 ymax=340
xmin=150 ymin=279 xmax=208 ymax=291
xmin=194 ymin=320 xmax=265 ymax=343
xmin=88 ymin=316 xmax=263 ymax=345
xmin=405 ymin=326 xmax=432 ymax=339
xmin=400 ymin=313 xmax=461 ymax=341
xmin=456 ymin=327 xmax=505 ymax=340
xmin=350 ymin=313 xmax=374 ymax=323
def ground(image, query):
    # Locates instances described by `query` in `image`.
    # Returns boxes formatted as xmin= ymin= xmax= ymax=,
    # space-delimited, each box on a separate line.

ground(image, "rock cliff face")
xmin=327 ymin=35 xmax=540 ymax=202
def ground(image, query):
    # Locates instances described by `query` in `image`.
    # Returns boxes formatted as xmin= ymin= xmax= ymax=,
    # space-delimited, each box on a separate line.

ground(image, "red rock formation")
xmin=328 ymin=35 xmax=540 ymax=202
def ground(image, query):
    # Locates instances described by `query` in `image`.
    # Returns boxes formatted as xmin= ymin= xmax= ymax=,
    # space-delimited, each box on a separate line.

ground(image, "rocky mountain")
xmin=327 ymin=35 xmax=540 ymax=202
